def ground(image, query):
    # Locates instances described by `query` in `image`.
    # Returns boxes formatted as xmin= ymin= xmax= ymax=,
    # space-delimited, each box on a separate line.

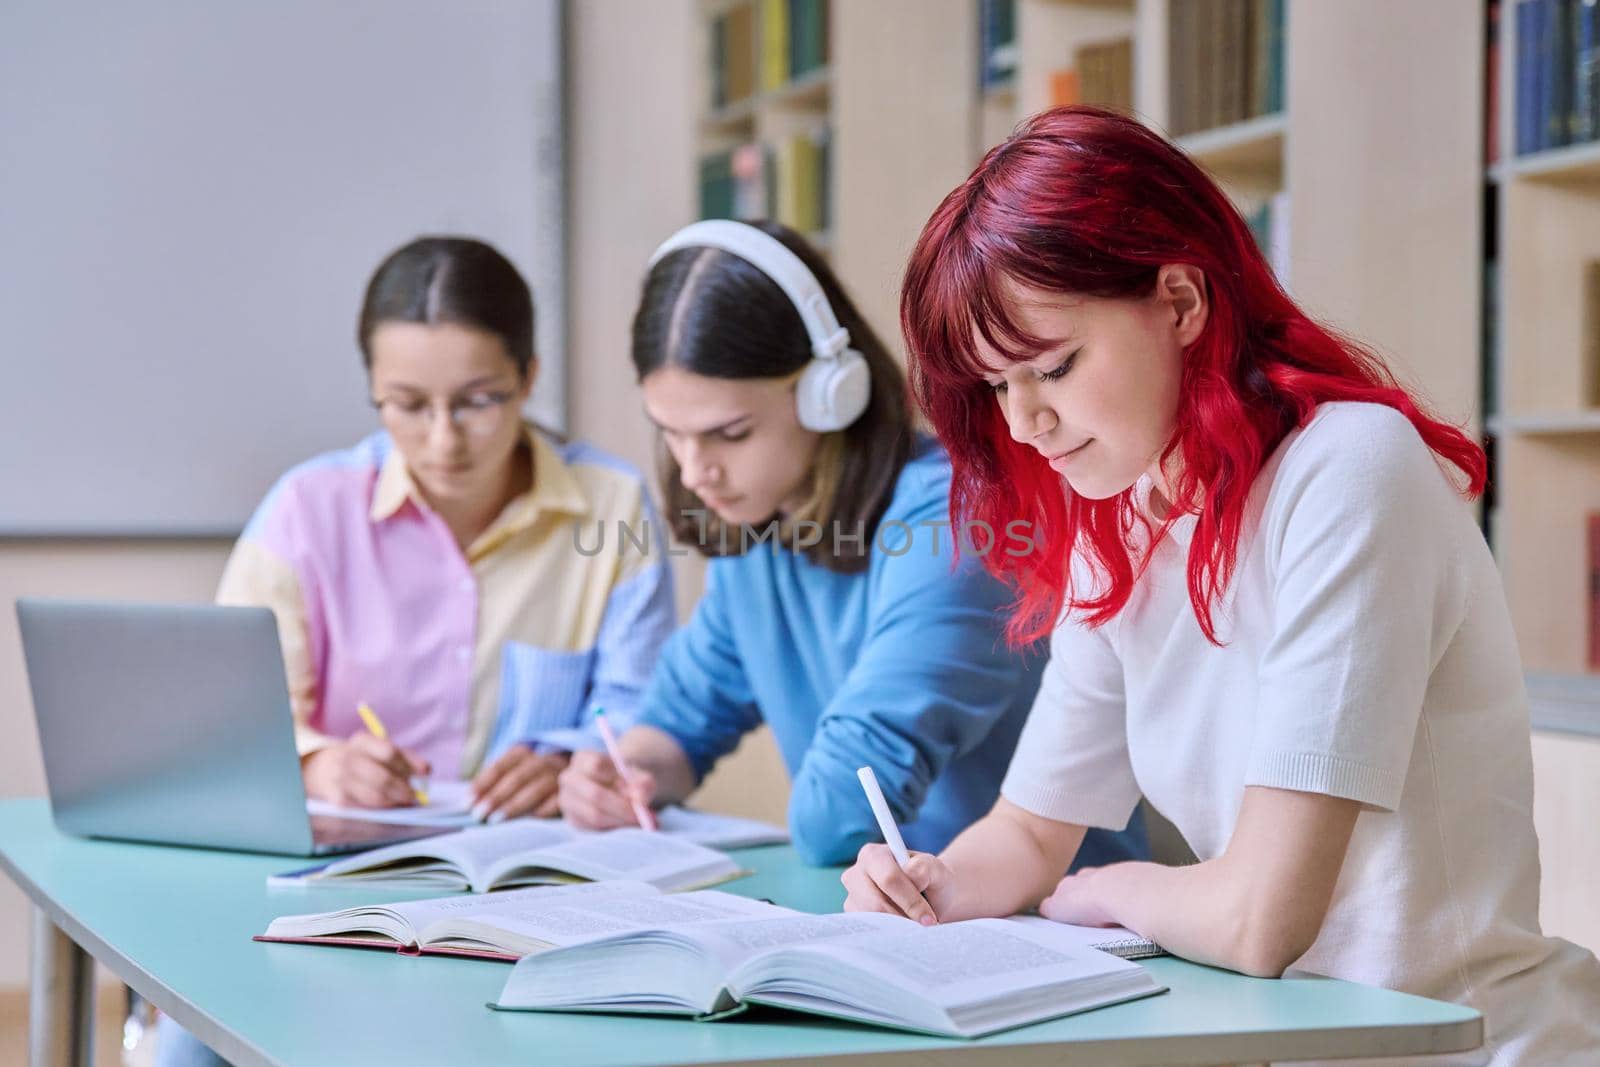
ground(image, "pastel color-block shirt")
xmin=638 ymin=439 xmax=1147 ymax=868
xmin=1003 ymin=403 xmax=1600 ymax=1066
xmin=217 ymin=424 xmax=675 ymax=780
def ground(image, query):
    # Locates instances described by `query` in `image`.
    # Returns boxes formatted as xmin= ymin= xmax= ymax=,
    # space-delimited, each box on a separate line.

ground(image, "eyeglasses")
xmin=370 ymin=389 xmax=520 ymax=438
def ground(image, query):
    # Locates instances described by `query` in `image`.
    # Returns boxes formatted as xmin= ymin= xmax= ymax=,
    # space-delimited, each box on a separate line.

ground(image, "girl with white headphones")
xmin=557 ymin=219 xmax=1147 ymax=869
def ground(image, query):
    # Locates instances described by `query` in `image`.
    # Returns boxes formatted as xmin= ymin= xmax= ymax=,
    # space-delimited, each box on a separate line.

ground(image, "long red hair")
xmin=901 ymin=106 xmax=1485 ymax=645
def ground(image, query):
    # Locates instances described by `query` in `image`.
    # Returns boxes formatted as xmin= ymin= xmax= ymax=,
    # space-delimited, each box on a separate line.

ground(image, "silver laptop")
xmin=16 ymin=597 xmax=443 ymax=856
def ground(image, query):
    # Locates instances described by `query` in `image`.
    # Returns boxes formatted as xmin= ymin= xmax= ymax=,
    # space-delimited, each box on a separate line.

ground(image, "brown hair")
xmin=630 ymin=221 xmax=913 ymax=572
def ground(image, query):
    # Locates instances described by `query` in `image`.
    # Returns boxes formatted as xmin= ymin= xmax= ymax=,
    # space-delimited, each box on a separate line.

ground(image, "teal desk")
xmin=0 ymin=798 xmax=1480 ymax=1066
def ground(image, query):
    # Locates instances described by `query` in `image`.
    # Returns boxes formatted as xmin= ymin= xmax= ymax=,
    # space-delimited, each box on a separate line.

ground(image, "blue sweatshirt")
xmin=639 ymin=441 xmax=1146 ymax=867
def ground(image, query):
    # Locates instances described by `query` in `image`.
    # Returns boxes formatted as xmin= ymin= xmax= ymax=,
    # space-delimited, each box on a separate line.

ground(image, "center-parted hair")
xmin=358 ymin=236 xmax=535 ymax=377
xmin=632 ymin=220 xmax=913 ymax=573
xmin=901 ymin=105 xmax=1486 ymax=645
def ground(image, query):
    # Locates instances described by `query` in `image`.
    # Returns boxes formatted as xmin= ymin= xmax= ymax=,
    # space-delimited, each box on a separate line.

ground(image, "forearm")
xmin=1069 ymin=859 xmax=1268 ymax=972
xmin=936 ymin=800 xmax=1086 ymax=921
xmin=618 ymin=724 xmax=698 ymax=806
xmin=1068 ymin=851 xmax=1318 ymax=979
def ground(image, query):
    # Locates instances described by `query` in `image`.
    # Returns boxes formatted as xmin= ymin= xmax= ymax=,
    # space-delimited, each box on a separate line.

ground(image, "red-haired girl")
xmin=842 ymin=106 xmax=1600 ymax=1064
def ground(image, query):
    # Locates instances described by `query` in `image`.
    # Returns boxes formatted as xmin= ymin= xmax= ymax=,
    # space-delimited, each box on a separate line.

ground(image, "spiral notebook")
xmin=1007 ymin=914 xmax=1165 ymax=960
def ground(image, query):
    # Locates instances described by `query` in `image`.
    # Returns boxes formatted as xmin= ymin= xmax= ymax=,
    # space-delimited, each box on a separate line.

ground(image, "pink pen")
xmin=592 ymin=707 xmax=658 ymax=831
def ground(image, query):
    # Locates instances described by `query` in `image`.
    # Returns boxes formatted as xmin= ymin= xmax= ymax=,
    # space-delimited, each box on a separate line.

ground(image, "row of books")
xmin=1167 ymin=0 xmax=1285 ymax=138
xmin=258 ymin=817 xmax=1165 ymax=1038
xmin=979 ymin=0 xmax=1018 ymax=91
xmin=1047 ymin=38 xmax=1134 ymax=114
xmin=1511 ymin=0 xmax=1600 ymax=156
xmin=699 ymin=130 xmax=832 ymax=237
xmin=709 ymin=0 xmax=828 ymax=111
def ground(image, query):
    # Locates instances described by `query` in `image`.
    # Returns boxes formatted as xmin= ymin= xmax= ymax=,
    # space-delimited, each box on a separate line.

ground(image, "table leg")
xmin=29 ymin=906 xmax=93 ymax=1067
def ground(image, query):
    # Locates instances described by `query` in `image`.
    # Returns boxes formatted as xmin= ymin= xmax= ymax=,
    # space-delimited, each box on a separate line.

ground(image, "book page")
xmin=390 ymin=880 xmax=658 ymax=929
xmin=263 ymin=881 xmax=657 ymax=941
xmin=651 ymin=807 xmax=788 ymax=848
xmin=500 ymin=827 xmax=735 ymax=889
xmin=432 ymin=889 xmax=790 ymax=949
xmin=321 ymin=818 xmax=577 ymax=883
xmin=684 ymin=911 xmax=913 ymax=970
xmin=792 ymin=917 xmax=1140 ymax=1008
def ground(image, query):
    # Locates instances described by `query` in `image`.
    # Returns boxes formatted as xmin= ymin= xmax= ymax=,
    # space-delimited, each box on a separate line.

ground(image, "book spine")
xmin=1577 ymin=0 xmax=1598 ymax=142
xmin=1488 ymin=0 xmax=1501 ymax=165
xmin=711 ymin=15 xmax=727 ymax=111
xmin=1518 ymin=0 xmax=1537 ymax=153
xmin=1540 ymin=0 xmax=1559 ymax=150
xmin=1267 ymin=0 xmax=1285 ymax=114
xmin=1560 ymin=0 xmax=1577 ymax=145
xmin=760 ymin=0 xmax=789 ymax=91
xmin=1588 ymin=511 xmax=1600 ymax=671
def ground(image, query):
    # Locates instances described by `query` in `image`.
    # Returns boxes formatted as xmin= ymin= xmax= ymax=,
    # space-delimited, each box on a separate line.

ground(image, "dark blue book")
xmin=1535 ymin=0 xmax=1554 ymax=150
xmin=1519 ymin=0 xmax=1539 ymax=153
xmin=1578 ymin=0 xmax=1598 ymax=142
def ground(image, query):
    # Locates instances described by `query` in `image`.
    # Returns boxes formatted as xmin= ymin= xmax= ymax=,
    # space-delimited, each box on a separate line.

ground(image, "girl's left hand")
xmin=1038 ymin=868 xmax=1119 ymax=927
xmin=471 ymin=747 xmax=569 ymax=821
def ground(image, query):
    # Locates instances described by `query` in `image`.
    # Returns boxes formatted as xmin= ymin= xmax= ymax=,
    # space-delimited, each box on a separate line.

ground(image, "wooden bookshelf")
xmin=1493 ymin=2 xmax=1600 ymax=678
xmin=1176 ymin=111 xmax=1287 ymax=177
xmin=696 ymin=0 xmax=834 ymax=252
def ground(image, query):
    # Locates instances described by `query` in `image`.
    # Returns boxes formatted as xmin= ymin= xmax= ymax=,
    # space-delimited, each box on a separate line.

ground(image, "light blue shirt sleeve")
xmin=524 ymin=549 xmax=677 ymax=753
xmin=636 ymin=562 xmax=763 ymax=773
xmin=786 ymin=496 xmax=1031 ymax=865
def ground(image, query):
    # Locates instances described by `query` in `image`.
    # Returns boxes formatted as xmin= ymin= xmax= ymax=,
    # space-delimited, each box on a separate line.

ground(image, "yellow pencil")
xmin=356 ymin=702 xmax=430 ymax=806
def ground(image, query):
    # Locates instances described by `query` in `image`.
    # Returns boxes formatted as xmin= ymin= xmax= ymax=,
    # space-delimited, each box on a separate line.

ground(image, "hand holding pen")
xmin=841 ymin=766 xmax=951 ymax=926
xmin=556 ymin=706 xmax=659 ymax=830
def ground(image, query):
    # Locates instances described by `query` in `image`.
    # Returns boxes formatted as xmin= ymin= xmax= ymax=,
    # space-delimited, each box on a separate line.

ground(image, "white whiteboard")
xmin=0 ymin=1 xmax=566 ymax=535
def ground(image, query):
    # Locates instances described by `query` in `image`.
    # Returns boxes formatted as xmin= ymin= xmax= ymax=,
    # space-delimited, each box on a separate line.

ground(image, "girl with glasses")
xmin=216 ymin=236 xmax=675 ymax=822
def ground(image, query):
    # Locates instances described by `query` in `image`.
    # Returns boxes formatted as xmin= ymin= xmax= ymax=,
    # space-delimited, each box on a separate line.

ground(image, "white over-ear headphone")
xmin=646 ymin=220 xmax=872 ymax=433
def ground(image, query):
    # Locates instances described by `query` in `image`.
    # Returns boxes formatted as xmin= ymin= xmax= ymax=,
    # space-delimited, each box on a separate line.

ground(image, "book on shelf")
xmin=774 ymin=127 xmax=828 ymax=235
xmin=712 ymin=0 xmax=824 ymax=100
xmin=491 ymin=909 xmax=1166 ymax=1038
xmin=979 ymin=0 xmax=1018 ymax=91
xmin=1079 ymin=38 xmax=1134 ymax=114
xmin=1514 ymin=0 xmax=1600 ymax=156
xmin=760 ymin=0 xmax=788 ymax=92
xmin=269 ymin=818 xmax=746 ymax=894
xmin=1167 ymin=0 xmax=1284 ymax=138
xmin=787 ymin=0 xmax=827 ymax=80
xmin=1049 ymin=68 xmax=1081 ymax=109
xmin=710 ymin=2 xmax=757 ymax=112
xmin=1589 ymin=512 xmax=1600 ymax=671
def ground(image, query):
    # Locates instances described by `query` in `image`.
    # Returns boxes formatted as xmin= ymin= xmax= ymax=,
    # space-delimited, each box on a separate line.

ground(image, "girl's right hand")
xmin=557 ymin=749 xmax=658 ymax=829
xmin=301 ymin=732 xmax=429 ymax=809
xmin=840 ymin=843 xmax=958 ymax=926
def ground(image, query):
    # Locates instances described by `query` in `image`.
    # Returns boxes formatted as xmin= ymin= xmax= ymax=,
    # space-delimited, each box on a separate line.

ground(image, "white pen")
xmin=856 ymin=765 xmax=911 ymax=869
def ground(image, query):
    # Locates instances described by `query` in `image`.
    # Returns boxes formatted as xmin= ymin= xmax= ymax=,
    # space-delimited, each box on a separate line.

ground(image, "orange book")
xmin=1049 ymin=68 xmax=1080 ymax=108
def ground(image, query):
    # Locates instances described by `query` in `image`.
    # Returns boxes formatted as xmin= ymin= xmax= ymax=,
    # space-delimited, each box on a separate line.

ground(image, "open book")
xmin=257 ymin=881 xmax=788 ymax=960
xmin=492 ymin=911 xmax=1166 ymax=1038
xmin=270 ymin=819 xmax=745 ymax=893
